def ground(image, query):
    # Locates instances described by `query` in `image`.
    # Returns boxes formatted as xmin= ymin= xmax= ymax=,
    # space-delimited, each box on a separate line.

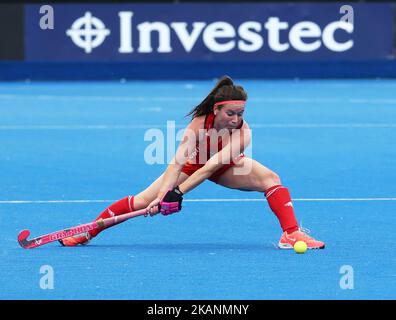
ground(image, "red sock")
xmin=89 ymin=196 xmax=135 ymax=237
xmin=265 ymin=185 xmax=299 ymax=234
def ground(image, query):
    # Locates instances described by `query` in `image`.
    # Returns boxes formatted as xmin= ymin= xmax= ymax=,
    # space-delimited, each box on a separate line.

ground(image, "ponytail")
xmin=186 ymin=75 xmax=234 ymax=119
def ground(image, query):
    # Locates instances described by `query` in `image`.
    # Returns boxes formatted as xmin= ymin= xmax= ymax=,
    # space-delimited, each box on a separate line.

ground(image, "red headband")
xmin=213 ymin=100 xmax=246 ymax=108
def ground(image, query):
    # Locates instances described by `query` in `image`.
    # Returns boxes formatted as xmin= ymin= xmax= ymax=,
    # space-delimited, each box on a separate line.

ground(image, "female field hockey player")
xmin=60 ymin=76 xmax=325 ymax=250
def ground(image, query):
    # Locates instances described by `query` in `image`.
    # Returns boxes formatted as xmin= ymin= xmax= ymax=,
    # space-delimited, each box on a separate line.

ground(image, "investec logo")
xmin=66 ymin=11 xmax=354 ymax=54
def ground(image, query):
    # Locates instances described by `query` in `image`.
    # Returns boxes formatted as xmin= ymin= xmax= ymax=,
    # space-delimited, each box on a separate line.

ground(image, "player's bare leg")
xmin=133 ymin=172 xmax=190 ymax=210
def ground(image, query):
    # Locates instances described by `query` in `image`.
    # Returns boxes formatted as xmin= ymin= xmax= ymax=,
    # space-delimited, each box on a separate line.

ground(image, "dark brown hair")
xmin=187 ymin=75 xmax=248 ymax=119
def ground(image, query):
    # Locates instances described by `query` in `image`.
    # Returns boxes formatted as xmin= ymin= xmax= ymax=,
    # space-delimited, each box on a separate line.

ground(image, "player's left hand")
xmin=160 ymin=186 xmax=183 ymax=215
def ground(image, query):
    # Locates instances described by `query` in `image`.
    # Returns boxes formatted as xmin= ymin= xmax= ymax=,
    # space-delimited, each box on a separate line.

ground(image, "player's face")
xmin=215 ymin=104 xmax=245 ymax=129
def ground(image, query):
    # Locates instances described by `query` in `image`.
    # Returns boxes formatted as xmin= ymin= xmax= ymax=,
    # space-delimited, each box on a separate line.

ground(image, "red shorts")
xmin=181 ymin=154 xmax=245 ymax=184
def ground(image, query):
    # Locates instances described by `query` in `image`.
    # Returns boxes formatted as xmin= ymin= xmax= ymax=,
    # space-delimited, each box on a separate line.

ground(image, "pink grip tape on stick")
xmin=18 ymin=208 xmax=147 ymax=249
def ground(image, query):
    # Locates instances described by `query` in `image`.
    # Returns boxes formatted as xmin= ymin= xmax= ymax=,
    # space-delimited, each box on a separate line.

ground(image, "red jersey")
xmin=181 ymin=112 xmax=245 ymax=183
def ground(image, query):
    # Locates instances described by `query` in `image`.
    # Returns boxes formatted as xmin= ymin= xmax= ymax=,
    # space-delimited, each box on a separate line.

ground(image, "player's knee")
xmin=271 ymin=172 xmax=281 ymax=185
xmin=260 ymin=171 xmax=281 ymax=191
xmin=133 ymin=195 xmax=151 ymax=210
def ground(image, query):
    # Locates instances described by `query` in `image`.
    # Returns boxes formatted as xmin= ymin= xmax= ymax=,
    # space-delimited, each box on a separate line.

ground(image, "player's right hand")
xmin=145 ymin=198 xmax=161 ymax=217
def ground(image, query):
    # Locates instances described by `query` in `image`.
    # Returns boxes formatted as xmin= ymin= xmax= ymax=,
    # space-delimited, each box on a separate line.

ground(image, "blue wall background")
xmin=0 ymin=2 xmax=395 ymax=79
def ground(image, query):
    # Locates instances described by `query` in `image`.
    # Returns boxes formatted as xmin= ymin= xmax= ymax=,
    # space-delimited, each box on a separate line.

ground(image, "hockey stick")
xmin=18 ymin=208 xmax=148 ymax=249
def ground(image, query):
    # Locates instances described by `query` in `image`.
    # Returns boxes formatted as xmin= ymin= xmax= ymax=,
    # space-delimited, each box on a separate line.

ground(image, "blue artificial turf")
xmin=1 ymin=79 xmax=395 ymax=299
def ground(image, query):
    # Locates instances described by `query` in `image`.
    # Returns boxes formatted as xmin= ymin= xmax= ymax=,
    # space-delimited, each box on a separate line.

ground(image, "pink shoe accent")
xmin=59 ymin=232 xmax=91 ymax=247
xmin=278 ymin=228 xmax=325 ymax=250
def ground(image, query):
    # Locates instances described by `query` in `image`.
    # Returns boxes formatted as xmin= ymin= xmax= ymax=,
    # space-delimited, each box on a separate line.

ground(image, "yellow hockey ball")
xmin=294 ymin=241 xmax=307 ymax=254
